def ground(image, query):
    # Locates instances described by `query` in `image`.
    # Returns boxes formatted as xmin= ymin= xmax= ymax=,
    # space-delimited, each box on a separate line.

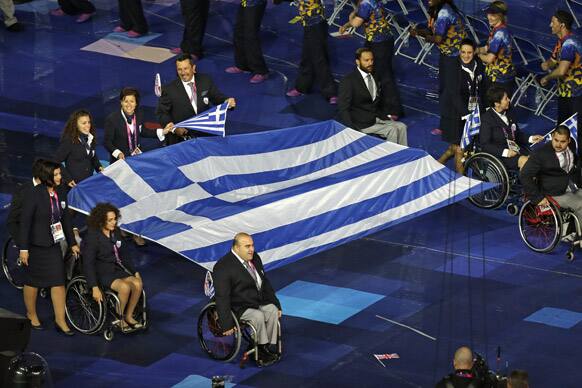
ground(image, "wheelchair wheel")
xmin=197 ymin=302 xmax=241 ymax=362
xmin=2 ymin=237 xmax=25 ymax=289
xmin=519 ymin=200 xmax=562 ymax=253
xmin=65 ymin=276 xmax=105 ymax=334
xmin=464 ymin=153 xmax=510 ymax=209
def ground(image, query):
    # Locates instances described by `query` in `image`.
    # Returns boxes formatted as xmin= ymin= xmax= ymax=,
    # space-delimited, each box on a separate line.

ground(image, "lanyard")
xmin=122 ymin=111 xmax=138 ymax=153
xmin=49 ymin=191 xmax=61 ymax=223
xmin=111 ymin=233 xmax=122 ymax=265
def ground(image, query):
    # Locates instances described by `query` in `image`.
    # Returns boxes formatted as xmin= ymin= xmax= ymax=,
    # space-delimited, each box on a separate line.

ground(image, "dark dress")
xmin=442 ymin=58 xmax=487 ymax=144
xmin=83 ymin=228 xmax=136 ymax=289
xmin=19 ymin=184 xmax=74 ymax=288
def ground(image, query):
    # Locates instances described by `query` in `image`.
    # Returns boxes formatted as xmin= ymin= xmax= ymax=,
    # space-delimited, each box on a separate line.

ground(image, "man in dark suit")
xmin=213 ymin=232 xmax=281 ymax=367
xmin=338 ymin=47 xmax=407 ymax=146
xmin=521 ymin=126 xmax=582 ymax=224
xmin=156 ymin=54 xmax=236 ymax=145
xmin=480 ymin=85 xmax=543 ymax=170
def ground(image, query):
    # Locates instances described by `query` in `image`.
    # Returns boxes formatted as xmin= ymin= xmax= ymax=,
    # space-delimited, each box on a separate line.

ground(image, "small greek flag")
xmin=539 ymin=113 xmax=578 ymax=150
xmin=460 ymin=105 xmax=481 ymax=150
xmin=154 ymin=73 xmax=162 ymax=98
xmin=175 ymin=102 xmax=229 ymax=137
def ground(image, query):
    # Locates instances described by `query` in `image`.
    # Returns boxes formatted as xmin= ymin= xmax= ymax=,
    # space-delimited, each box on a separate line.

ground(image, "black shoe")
xmin=256 ymin=346 xmax=276 ymax=367
xmin=6 ymin=22 xmax=24 ymax=32
xmin=31 ymin=322 xmax=44 ymax=331
xmin=54 ymin=323 xmax=74 ymax=336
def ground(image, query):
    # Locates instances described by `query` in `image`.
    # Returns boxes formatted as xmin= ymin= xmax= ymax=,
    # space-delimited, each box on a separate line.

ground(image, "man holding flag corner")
xmin=156 ymin=54 xmax=236 ymax=144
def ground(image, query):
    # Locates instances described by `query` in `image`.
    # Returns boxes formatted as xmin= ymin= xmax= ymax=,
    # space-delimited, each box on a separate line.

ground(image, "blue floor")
xmin=2 ymin=0 xmax=582 ymax=386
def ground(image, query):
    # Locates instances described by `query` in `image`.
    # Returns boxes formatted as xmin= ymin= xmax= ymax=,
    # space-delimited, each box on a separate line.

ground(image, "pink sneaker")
xmin=76 ymin=12 xmax=94 ymax=23
xmin=431 ymin=128 xmax=443 ymax=135
xmin=250 ymin=74 xmax=268 ymax=84
xmin=50 ymin=8 xmax=65 ymax=16
xmin=328 ymin=96 xmax=338 ymax=105
xmin=170 ymin=47 xmax=182 ymax=55
xmin=113 ymin=26 xmax=126 ymax=33
xmin=286 ymin=88 xmax=303 ymax=97
xmin=127 ymin=30 xmax=143 ymax=38
xmin=225 ymin=66 xmax=244 ymax=74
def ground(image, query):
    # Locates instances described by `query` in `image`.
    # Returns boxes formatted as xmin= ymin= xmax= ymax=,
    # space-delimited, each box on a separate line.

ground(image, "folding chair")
xmin=564 ymin=0 xmax=582 ymax=29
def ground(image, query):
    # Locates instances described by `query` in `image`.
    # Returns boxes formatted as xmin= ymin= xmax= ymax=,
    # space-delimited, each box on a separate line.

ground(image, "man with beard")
xmin=338 ymin=47 xmax=407 ymax=145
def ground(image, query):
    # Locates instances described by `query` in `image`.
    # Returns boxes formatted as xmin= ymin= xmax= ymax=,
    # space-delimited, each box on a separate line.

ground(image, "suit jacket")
xmin=53 ymin=137 xmax=102 ymax=185
xmin=449 ymin=59 xmax=487 ymax=119
xmin=6 ymin=180 xmax=35 ymax=245
xmin=19 ymin=184 xmax=74 ymax=250
xmin=479 ymin=108 xmax=530 ymax=158
xmin=156 ymin=74 xmax=227 ymax=144
xmin=520 ymin=142 xmax=581 ymax=204
xmin=82 ymin=228 xmax=136 ymax=288
xmin=338 ymin=69 xmax=382 ymax=130
xmin=213 ymin=251 xmax=281 ymax=331
xmin=104 ymin=109 xmax=159 ymax=163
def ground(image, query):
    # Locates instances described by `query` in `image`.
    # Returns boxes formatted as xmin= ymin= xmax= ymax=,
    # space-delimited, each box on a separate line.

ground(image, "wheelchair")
xmin=197 ymin=272 xmax=282 ymax=367
xmin=2 ymin=236 xmax=24 ymax=290
xmin=462 ymin=141 xmax=522 ymax=213
xmin=64 ymin=258 xmax=148 ymax=341
xmin=518 ymin=198 xmax=582 ymax=261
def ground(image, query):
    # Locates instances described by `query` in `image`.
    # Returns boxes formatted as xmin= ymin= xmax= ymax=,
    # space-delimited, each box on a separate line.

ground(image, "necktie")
xmin=366 ymin=74 xmax=374 ymax=99
xmin=243 ymin=261 xmax=260 ymax=289
xmin=188 ymin=81 xmax=197 ymax=103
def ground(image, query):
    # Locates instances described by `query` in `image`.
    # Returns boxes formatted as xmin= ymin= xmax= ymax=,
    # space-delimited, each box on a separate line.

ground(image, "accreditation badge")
xmin=506 ymin=139 xmax=520 ymax=153
xmin=467 ymin=96 xmax=478 ymax=112
xmin=50 ymin=222 xmax=66 ymax=243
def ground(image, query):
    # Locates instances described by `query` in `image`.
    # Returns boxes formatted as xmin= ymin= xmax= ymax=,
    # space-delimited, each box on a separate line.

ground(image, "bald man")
xmin=213 ymin=232 xmax=282 ymax=367
xmin=435 ymin=346 xmax=483 ymax=387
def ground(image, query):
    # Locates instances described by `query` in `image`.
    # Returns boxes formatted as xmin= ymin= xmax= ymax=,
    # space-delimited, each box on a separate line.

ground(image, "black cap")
xmin=484 ymin=3 xmax=507 ymax=15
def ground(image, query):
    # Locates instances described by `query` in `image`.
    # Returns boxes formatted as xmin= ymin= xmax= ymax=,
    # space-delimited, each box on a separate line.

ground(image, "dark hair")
xmin=119 ymin=87 xmax=140 ymax=106
xmin=37 ymin=160 xmax=61 ymax=187
xmin=507 ymin=369 xmax=529 ymax=388
xmin=486 ymin=85 xmax=507 ymax=107
xmin=87 ymin=203 xmax=121 ymax=231
xmin=175 ymin=53 xmax=194 ymax=65
xmin=553 ymin=124 xmax=571 ymax=138
xmin=429 ymin=0 xmax=460 ymax=19
xmin=460 ymin=38 xmax=477 ymax=50
xmin=355 ymin=47 xmax=373 ymax=60
xmin=31 ymin=158 xmax=49 ymax=179
xmin=554 ymin=10 xmax=574 ymax=31
xmin=61 ymin=109 xmax=95 ymax=144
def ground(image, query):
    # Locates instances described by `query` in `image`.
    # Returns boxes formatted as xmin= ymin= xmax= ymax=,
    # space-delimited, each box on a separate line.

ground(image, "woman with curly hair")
xmin=83 ymin=203 xmax=143 ymax=329
xmin=53 ymin=109 xmax=103 ymax=188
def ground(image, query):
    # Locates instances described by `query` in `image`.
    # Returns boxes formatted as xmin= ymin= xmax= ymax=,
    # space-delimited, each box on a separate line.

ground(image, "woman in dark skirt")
xmin=83 ymin=203 xmax=144 ymax=330
xmin=437 ymin=38 xmax=487 ymax=172
xmin=19 ymin=160 xmax=80 ymax=335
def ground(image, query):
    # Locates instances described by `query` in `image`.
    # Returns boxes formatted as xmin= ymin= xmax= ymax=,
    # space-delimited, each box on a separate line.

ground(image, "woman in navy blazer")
xmin=54 ymin=109 xmax=103 ymax=188
xmin=83 ymin=203 xmax=144 ymax=329
xmin=19 ymin=160 xmax=80 ymax=335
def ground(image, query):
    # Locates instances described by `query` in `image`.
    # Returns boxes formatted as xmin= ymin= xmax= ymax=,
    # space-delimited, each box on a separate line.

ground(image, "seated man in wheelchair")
xmin=521 ymin=126 xmax=582 ymax=229
xmin=213 ymin=232 xmax=282 ymax=367
xmin=83 ymin=203 xmax=144 ymax=330
xmin=480 ymin=85 xmax=543 ymax=170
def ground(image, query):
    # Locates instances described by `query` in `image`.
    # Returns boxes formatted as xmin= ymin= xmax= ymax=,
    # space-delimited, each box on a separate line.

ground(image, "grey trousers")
xmin=0 ymin=0 xmax=17 ymax=27
xmin=554 ymin=190 xmax=582 ymax=227
xmin=361 ymin=118 xmax=408 ymax=146
xmin=240 ymin=303 xmax=278 ymax=345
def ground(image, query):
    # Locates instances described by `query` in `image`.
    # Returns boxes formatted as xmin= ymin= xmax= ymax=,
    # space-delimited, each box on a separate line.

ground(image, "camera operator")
xmin=436 ymin=346 xmax=484 ymax=388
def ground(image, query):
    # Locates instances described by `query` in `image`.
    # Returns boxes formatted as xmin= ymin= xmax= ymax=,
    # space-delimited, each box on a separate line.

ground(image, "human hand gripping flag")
xmin=174 ymin=102 xmax=229 ymax=137
xmin=533 ymin=113 xmax=578 ymax=151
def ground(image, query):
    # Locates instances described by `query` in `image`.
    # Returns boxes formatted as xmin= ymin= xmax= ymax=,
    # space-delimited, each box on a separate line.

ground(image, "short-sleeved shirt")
xmin=241 ymin=0 xmax=265 ymax=8
xmin=429 ymin=3 xmax=466 ymax=56
xmin=296 ymin=0 xmax=325 ymax=27
xmin=356 ymin=0 xmax=392 ymax=43
xmin=485 ymin=24 xmax=516 ymax=83
xmin=552 ymin=34 xmax=582 ymax=98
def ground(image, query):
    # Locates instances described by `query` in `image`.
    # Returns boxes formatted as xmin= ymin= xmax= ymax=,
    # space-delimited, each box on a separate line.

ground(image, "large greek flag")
xmin=68 ymin=121 xmax=490 ymax=271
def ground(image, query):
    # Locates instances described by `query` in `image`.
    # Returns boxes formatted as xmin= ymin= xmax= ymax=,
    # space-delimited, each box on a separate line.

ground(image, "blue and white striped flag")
xmin=68 ymin=121 xmax=491 ymax=271
xmin=175 ymin=102 xmax=229 ymax=137
xmin=460 ymin=105 xmax=481 ymax=150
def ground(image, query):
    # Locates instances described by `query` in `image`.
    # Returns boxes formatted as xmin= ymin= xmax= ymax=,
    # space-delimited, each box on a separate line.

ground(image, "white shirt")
xmin=182 ymin=77 xmax=198 ymax=114
xmin=557 ymin=148 xmax=574 ymax=172
xmin=231 ymin=249 xmax=262 ymax=289
xmin=357 ymin=67 xmax=376 ymax=101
